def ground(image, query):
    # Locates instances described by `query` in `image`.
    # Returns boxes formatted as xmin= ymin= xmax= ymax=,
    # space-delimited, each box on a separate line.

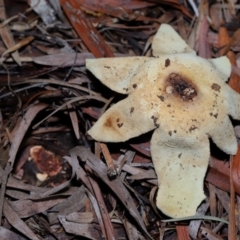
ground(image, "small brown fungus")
xmin=30 ymin=146 xmax=62 ymax=178
xmin=86 ymin=24 xmax=239 ymax=218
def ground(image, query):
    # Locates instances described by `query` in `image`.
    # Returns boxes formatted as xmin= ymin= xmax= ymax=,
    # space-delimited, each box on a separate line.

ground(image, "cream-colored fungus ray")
xmin=86 ymin=57 xmax=149 ymax=94
xmin=152 ymin=24 xmax=196 ymax=56
xmin=150 ymin=128 xmax=209 ymax=218
xmin=88 ymin=95 xmax=157 ymax=142
xmin=208 ymin=57 xmax=232 ymax=82
xmin=208 ymin=117 xmax=238 ymax=155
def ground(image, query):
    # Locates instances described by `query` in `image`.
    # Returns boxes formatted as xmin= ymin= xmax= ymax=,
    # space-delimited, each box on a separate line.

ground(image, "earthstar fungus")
xmin=86 ymin=24 xmax=240 ymax=218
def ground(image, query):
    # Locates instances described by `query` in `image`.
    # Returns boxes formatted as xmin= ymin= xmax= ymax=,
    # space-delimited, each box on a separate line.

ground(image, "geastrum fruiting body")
xmin=86 ymin=24 xmax=240 ymax=218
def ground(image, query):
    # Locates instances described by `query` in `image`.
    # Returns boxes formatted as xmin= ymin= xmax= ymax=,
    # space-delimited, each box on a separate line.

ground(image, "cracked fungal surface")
xmin=86 ymin=24 xmax=240 ymax=218
xmin=165 ymin=73 xmax=197 ymax=101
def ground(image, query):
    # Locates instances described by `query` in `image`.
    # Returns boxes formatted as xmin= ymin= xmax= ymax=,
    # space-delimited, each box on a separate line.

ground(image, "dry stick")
xmin=62 ymin=52 xmax=78 ymax=82
xmin=0 ymin=6 xmax=33 ymax=29
xmin=3 ymin=62 xmax=22 ymax=136
xmin=101 ymin=96 xmax=114 ymax=114
xmin=0 ymin=36 xmax=34 ymax=64
xmin=0 ymin=16 xmax=33 ymax=134
xmin=100 ymin=143 xmax=118 ymax=177
xmin=229 ymin=155 xmax=236 ymax=240
xmin=0 ymin=0 xmax=21 ymax=65
xmin=176 ymin=225 xmax=191 ymax=240
xmin=162 ymin=216 xmax=228 ymax=224
xmin=32 ymin=95 xmax=107 ymax=129
xmin=85 ymin=172 xmax=116 ymax=240
xmin=13 ymin=79 xmax=107 ymax=99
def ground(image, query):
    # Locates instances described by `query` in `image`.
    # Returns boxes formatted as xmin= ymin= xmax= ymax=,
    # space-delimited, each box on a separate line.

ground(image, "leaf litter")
xmin=1 ymin=0 xmax=240 ymax=239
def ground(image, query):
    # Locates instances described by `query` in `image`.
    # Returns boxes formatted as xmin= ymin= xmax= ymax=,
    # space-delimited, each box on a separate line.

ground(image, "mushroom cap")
xmin=86 ymin=24 xmax=240 ymax=218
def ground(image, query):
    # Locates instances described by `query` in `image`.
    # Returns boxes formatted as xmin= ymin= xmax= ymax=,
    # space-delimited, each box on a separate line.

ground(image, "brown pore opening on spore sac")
xmin=165 ymin=73 xmax=198 ymax=101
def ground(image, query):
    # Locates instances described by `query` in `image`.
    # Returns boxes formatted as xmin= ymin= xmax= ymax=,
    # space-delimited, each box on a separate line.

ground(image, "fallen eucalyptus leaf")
xmin=161 ymin=215 xmax=229 ymax=224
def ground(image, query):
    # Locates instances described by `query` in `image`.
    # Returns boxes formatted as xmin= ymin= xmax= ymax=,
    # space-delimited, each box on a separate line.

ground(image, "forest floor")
xmin=0 ymin=0 xmax=239 ymax=239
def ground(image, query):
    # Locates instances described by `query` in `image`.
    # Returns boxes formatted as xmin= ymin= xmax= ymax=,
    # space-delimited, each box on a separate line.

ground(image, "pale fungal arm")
xmin=88 ymin=95 xmax=157 ymax=142
xmin=226 ymin=86 xmax=240 ymax=120
xmin=86 ymin=57 xmax=149 ymax=94
xmin=208 ymin=57 xmax=232 ymax=82
xmin=150 ymin=128 xmax=210 ymax=218
xmin=152 ymin=24 xmax=196 ymax=56
xmin=208 ymin=117 xmax=237 ymax=155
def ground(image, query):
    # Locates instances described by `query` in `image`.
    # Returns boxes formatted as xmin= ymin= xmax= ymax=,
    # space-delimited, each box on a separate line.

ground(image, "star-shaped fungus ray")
xmin=151 ymin=128 xmax=209 ymax=218
xmin=151 ymin=23 xmax=195 ymax=55
xmin=86 ymin=24 xmax=240 ymax=218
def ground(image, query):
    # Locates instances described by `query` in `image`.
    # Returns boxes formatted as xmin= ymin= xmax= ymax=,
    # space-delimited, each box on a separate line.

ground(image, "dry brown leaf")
xmin=48 ymin=186 xmax=87 ymax=224
xmin=176 ymin=225 xmax=190 ymax=240
xmin=1 ymin=36 xmax=34 ymax=64
xmin=3 ymin=200 xmax=39 ymax=240
xmin=197 ymin=15 xmax=211 ymax=58
xmin=0 ymin=227 xmax=26 ymax=240
xmin=29 ymin=0 xmax=56 ymax=25
xmin=215 ymin=188 xmax=230 ymax=213
xmin=123 ymin=217 xmax=139 ymax=240
xmin=188 ymin=202 xmax=209 ymax=239
xmin=85 ymin=185 xmax=116 ymax=240
xmin=76 ymin=0 xmax=155 ymax=19
xmin=59 ymin=216 xmax=102 ymax=240
xmin=219 ymin=26 xmax=240 ymax=93
xmin=0 ymin=0 xmax=21 ymax=65
xmin=32 ymin=52 xmax=94 ymax=67
xmin=9 ymin=198 xmax=65 ymax=218
xmin=6 ymin=189 xmax=30 ymax=200
xmin=210 ymin=157 xmax=230 ymax=176
xmin=201 ymin=227 xmax=224 ymax=240
xmin=66 ymin=212 xmax=94 ymax=224
xmin=68 ymin=104 xmax=80 ymax=139
xmin=71 ymin=146 xmax=153 ymax=239
xmin=206 ymin=167 xmax=230 ymax=192
xmin=210 ymin=4 xmax=223 ymax=30
xmin=61 ymin=0 xmax=114 ymax=58
xmin=8 ymin=103 xmax=48 ymax=166
xmin=232 ymin=146 xmax=240 ymax=194
xmin=127 ymin=168 xmax=156 ymax=180
xmin=229 ymin=156 xmax=237 ymax=240
xmin=209 ymin=183 xmax=217 ymax=217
